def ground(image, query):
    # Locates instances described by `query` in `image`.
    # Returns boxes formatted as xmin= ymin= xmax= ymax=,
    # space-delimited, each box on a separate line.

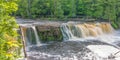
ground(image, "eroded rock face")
xmin=36 ymin=24 xmax=63 ymax=43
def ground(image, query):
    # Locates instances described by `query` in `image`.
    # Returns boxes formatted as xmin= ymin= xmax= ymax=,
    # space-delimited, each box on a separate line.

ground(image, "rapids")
xmin=18 ymin=20 xmax=120 ymax=60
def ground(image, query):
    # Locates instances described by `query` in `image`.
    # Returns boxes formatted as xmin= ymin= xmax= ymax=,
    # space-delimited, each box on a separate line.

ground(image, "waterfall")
xmin=20 ymin=24 xmax=41 ymax=46
xmin=19 ymin=22 xmax=120 ymax=60
xmin=20 ymin=22 xmax=115 ymax=44
xmin=60 ymin=22 xmax=114 ymax=40
xmin=61 ymin=23 xmax=75 ymax=40
xmin=31 ymin=26 xmax=41 ymax=46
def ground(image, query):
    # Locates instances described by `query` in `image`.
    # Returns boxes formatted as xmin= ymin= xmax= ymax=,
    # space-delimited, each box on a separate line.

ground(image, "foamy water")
xmin=87 ymin=45 xmax=120 ymax=58
xmin=19 ymin=22 xmax=120 ymax=60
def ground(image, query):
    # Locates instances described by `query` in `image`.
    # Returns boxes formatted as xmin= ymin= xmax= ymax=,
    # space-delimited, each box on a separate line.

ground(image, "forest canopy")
xmin=16 ymin=0 xmax=120 ymax=28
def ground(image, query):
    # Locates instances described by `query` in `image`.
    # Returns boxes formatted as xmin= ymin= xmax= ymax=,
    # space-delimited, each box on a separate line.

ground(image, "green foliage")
xmin=111 ymin=22 xmax=119 ymax=29
xmin=36 ymin=27 xmax=63 ymax=43
xmin=0 ymin=0 xmax=21 ymax=60
xmin=16 ymin=0 xmax=28 ymax=18
xmin=53 ymin=0 xmax=64 ymax=18
xmin=16 ymin=0 xmax=120 ymax=28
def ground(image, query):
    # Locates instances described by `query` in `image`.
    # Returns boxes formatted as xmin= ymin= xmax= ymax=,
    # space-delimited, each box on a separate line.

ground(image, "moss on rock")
xmin=36 ymin=24 xmax=63 ymax=43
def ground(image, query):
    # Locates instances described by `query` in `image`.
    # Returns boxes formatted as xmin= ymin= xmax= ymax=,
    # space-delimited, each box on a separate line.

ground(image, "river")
xmin=17 ymin=19 xmax=120 ymax=60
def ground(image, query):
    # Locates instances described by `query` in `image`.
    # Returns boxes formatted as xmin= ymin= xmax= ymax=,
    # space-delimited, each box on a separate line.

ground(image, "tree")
xmin=0 ymin=0 xmax=21 ymax=60
xmin=101 ymin=0 xmax=116 ymax=21
xmin=53 ymin=0 xmax=64 ymax=18
xmin=69 ymin=0 xmax=76 ymax=17
xmin=90 ymin=0 xmax=103 ymax=18
xmin=114 ymin=0 xmax=120 ymax=28
xmin=76 ymin=0 xmax=86 ymax=16
xmin=16 ymin=0 xmax=28 ymax=18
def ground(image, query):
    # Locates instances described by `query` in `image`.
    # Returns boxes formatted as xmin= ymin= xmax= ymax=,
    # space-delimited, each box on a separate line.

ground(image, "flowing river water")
xmin=18 ymin=19 xmax=120 ymax=60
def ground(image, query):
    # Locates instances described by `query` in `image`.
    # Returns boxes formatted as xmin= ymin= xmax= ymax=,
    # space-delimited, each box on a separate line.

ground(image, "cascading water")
xmin=31 ymin=26 xmax=41 ymax=46
xmin=61 ymin=22 xmax=120 ymax=47
xmin=60 ymin=22 xmax=116 ymax=43
xmin=60 ymin=23 xmax=76 ymax=40
xmin=19 ymin=24 xmax=41 ymax=47
xmin=19 ymin=21 xmax=120 ymax=60
xmin=59 ymin=22 xmax=120 ymax=60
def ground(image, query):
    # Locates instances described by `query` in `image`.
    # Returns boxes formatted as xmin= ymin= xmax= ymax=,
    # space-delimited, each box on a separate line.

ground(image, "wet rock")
xmin=36 ymin=24 xmax=63 ymax=43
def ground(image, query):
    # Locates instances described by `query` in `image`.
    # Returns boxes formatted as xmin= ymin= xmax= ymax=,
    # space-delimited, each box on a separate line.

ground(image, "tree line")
xmin=16 ymin=0 xmax=120 ymax=28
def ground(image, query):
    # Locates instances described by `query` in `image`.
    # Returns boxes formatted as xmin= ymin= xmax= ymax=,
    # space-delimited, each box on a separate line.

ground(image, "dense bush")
xmin=0 ymin=0 xmax=21 ymax=60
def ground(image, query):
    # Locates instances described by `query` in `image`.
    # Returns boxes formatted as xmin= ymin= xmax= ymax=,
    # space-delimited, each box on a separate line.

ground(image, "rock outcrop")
xmin=36 ymin=23 xmax=63 ymax=43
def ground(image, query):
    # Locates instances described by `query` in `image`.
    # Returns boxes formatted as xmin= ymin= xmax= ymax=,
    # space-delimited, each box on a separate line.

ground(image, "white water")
xmin=87 ymin=45 xmax=120 ymax=58
xmin=61 ymin=23 xmax=76 ymax=40
xmin=27 ymin=50 xmax=101 ymax=60
xmin=60 ymin=22 xmax=120 ymax=60
xmin=60 ymin=22 xmax=120 ymax=44
xmin=20 ymin=24 xmax=41 ymax=46
xmin=19 ymin=22 xmax=120 ymax=60
xmin=31 ymin=26 xmax=41 ymax=46
xmin=68 ymin=33 xmax=120 ymax=44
